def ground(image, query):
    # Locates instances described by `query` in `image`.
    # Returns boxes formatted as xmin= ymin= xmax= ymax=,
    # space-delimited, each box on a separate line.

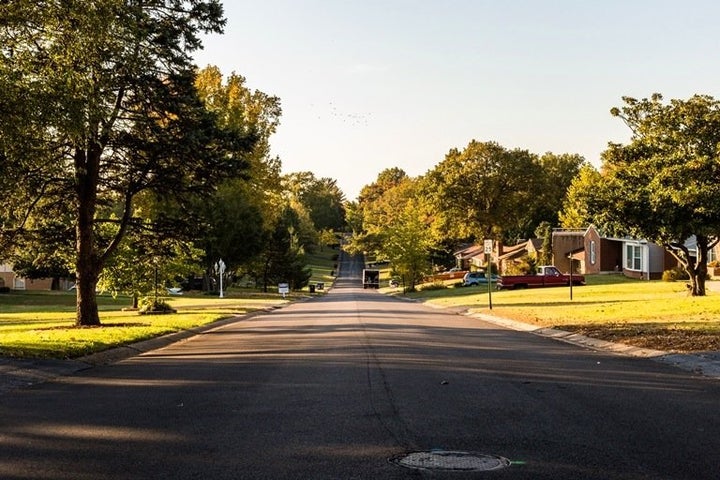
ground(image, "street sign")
xmin=278 ymin=283 xmax=289 ymax=298
xmin=484 ymin=240 xmax=493 ymax=310
xmin=484 ymin=239 xmax=493 ymax=254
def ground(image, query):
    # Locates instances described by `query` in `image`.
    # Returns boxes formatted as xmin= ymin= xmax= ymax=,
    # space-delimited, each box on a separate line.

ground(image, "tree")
xmin=343 ymin=201 xmax=364 ymax=234
xmin=98 ymin=228 xmax=202 ymax=309
xmin=533 ymin=153 xmax=587 ymax=229
xmin=426 ymin=140 xmax=541 ymax=244
xmin=250 ymin=206 xmax=311 ymax=292
xmin=601 ymin=93 xmax=720 ymax=296
xmin=192 ymin=66 xmax=284 ymax=285
xmin=284 ymin=172 xmax=346 ymax=232
xmin=558 ymin=164 xmax=605 ymax=229
xmin=349 ymin=168 xmax=413 ymax=260
xmin=534 ymin=221 xmax=553 ymax=265
xmin=383 ymin=202 xmax=435 ymax=292
xmin=0 ymin=1 xmax=253 ymax=325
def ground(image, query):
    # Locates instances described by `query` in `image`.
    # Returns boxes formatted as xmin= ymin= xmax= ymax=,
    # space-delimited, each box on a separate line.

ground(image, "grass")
xmin=402 ymin=274 xmax=720 ymax=353
xmin=306 ymin=247 xmax=339 ymax=288
xmin=0 ymin=290 xmax=294 ymax=359
xmin=0 ymin=249 xmax=339 ymax=360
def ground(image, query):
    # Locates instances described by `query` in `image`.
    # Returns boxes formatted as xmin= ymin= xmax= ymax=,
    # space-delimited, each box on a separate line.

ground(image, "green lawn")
xmin=403 ymin=274 xmax=720 ymax=352
xmin=0 ymin=290 xmax=290 ymax=359
xmin=305 ymin=247 xmax=340 ymax=290
xmin=0 ymin=249 xmax=339 ymax=360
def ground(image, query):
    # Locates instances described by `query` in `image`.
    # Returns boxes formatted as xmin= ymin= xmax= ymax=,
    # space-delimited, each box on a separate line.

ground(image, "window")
xmin=625 ymin=244 xmax=642 ymax=271
xmin=590 ymin=240 xmax=596 ymax=265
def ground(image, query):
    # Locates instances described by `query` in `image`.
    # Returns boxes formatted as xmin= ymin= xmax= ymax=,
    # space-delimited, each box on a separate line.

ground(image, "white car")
xmin=462 ymin=271 xmax=497 ymax=286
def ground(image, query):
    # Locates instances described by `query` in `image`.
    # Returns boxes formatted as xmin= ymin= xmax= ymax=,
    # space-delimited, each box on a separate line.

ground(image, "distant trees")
xmin=349 ymin=144 xmax=584 ymax=287
xmin=426 ymin=141 xmax=538 ymax=243
xmin=425 ymin=141 xmax=584 ymax=245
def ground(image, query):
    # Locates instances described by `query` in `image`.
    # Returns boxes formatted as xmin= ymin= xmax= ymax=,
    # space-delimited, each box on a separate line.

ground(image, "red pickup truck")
xmin=497 ymin=266 xmax=585 ymax=290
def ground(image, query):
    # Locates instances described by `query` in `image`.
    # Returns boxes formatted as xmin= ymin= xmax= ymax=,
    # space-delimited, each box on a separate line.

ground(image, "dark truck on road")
xmin=497 ymin=265 xmax=585 ymax=290
xmin=362 ymin=269 xmax=380 ymax=289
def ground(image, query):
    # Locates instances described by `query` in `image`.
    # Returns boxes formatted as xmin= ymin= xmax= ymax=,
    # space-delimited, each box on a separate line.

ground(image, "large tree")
xmin=602 ymin=93 xmax=720 ymax=296
xmin=0 ymin=1 xmax=254 ymax=325
xmin=284 ymin=172 xmax=346 ymax=232
xmin=426 ymin=140 xmax=541 ymax=243
xmin=558 ymin=164 xmax=605 ymax=229
xmin=193 ymin=66 xmax=283 ymax=281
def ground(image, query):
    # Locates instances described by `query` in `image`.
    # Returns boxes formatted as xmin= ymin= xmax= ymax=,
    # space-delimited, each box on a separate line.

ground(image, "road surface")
xmin=1 ymin=252 xmax=720 ymax=479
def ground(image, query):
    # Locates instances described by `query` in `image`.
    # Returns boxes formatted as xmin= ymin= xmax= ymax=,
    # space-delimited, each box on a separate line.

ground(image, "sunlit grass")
xmin=0 ymin=291 xmax=290 ymax=359
xmin=0 ymin=248 xmax=339 ymax=359
xmin=306 ymin=248 xmax=340 ymax=288
xmin=405 ymin=275 xmax=720 ymax=351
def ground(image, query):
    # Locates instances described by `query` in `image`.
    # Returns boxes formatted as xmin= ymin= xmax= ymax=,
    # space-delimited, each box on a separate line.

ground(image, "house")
xmin=552 ymin=226 xmax=678 ymax=280
xmin=620 ymin=239 xmax=676 ymax=280
xmin=493 ymin=238 xmax=543 ymax=273
xmin=453 ymin=244 xmax=485 ymax=270
xmin=582 ymin=226 xmax=623 ymax=274
xmin=551 ymin=229 xmax=586 ymax=274
xmin=0 ymin=263 xmax=72 ymax=291
xmin=455 ymin=238 xmax=545 ymax=274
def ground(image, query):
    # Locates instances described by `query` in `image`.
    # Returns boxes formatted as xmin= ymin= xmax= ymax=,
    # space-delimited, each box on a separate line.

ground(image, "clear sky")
xmin=192 ymin=0 xmax=720 ymax=201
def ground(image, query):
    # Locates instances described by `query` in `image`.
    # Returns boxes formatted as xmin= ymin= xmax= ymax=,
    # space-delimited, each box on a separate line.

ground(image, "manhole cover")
xmin=391 ymin=450 xmax=511 ymax=471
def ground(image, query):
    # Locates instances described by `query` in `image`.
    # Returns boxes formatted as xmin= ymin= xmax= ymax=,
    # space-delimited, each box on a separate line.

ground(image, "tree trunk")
xmin=685 ymin=235 xmax=709 ymax=297
xmin=75 ymin=145 xmax=102 ymax=326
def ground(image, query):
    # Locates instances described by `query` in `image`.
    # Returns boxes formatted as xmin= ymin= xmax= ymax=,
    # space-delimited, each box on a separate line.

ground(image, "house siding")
xmin=599 ymin=238 xmax=623 ymax=272
xmin=552 ymin=230 xmax=584 ymax=273
xmin=622 ymin=241 xmax=668 ymax=280
xmin=584 ymin=228 xmax=601 ymax=274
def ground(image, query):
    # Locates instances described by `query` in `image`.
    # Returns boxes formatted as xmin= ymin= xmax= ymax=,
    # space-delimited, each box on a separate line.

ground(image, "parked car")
xmin=462 ymin=271 xmax=498 ymax=286
xmin=497 ymin=265 xmax=585 ymax=290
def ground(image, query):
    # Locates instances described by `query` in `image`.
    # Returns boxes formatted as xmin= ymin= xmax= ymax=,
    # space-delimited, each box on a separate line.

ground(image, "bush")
xmin=662 ymin=267 xmax=690 ymax=282
xmin=138 ymin=296 xmax=177 ymax=314
xmin=0 ymin=286 xmax=10 ymax=293
xmin=419 ymin=282 xmax=447 ymax=291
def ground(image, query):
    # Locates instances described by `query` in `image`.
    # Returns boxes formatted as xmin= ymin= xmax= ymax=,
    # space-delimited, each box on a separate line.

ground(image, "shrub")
xmin=138 ymin=296 xmax=177 ymax=314
xmin=662 ymin=267 xmax=690 ymax=282
xmin=0 ymin=286 xmax=10 ymax=293
xmin=419 ymin=282 xmax=447 ymax=291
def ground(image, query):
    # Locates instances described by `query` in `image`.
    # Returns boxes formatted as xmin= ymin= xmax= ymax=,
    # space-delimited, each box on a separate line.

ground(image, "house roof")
xmin=497 ymin=238 xmax=543 ymax=261
xmin=454 ymin=244 xmax=484 ymax=260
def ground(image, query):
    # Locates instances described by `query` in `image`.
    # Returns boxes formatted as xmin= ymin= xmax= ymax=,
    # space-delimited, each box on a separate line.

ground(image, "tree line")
xmin=347 ymin=94 xmax=720 ymax=296
xmin=0 ymin=1 xmax=345 ymax=326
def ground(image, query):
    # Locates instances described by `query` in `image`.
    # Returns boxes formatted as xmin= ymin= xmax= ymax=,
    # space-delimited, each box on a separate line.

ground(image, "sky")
xmin=192 ymin=0 xmax=720 ymax=201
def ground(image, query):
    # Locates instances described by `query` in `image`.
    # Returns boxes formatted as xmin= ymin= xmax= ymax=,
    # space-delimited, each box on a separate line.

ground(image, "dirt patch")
xmin=562 ymin=324 xmax=720 ymax=353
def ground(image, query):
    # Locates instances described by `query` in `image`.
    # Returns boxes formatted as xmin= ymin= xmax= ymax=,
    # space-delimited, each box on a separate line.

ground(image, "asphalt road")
xmin=1 ymin=252 xmax=720 ymax=479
